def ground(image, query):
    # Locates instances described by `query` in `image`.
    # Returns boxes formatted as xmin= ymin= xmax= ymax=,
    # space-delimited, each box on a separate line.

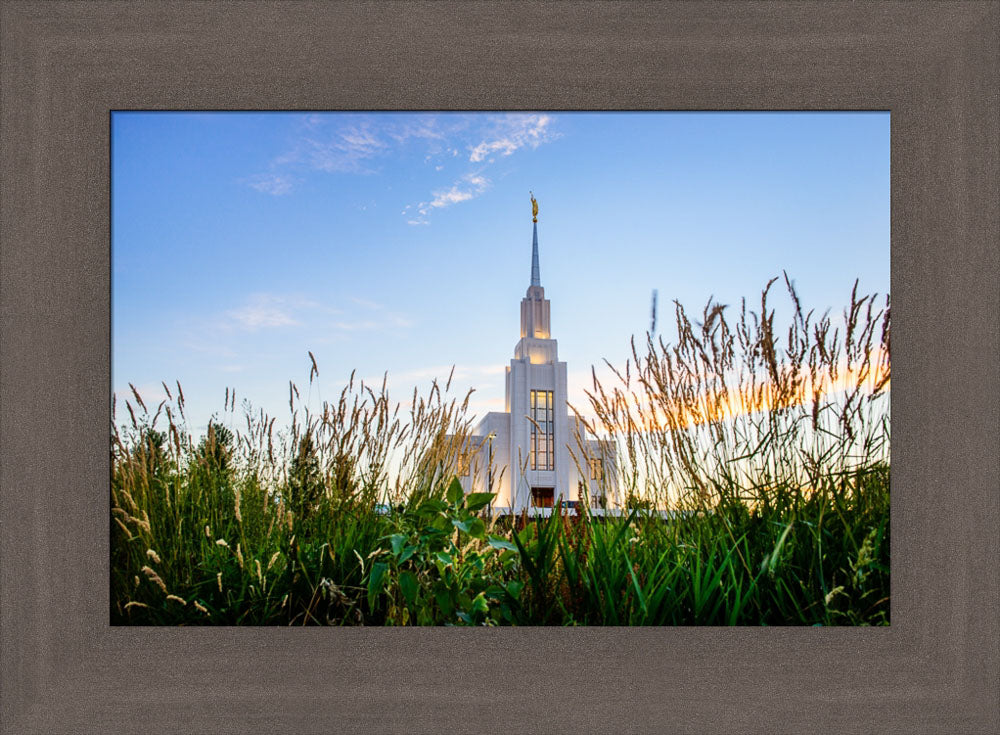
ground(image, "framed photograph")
xmin=2 ymin=1 xmax=997 ymax=732
xmin=109 ymin=108 xmax=891 ymax=629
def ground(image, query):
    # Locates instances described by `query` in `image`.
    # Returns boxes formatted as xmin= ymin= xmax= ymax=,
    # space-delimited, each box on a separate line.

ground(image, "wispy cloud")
xmin=244 ymin=173 xmax=295 ymax=196
xmin=335 ymin=297 xmax=413 ymax=330
xmin=385 ymin=118 xmax=451 ymax=144
xmin=406 ymin=173 xmax=490 ymax=225
xmin=220 ymin=292 xmax=413 ymax=335
xmin=300 ymin=113 xmax=325 ymax=131
xmin=429 ymin=174 xmax=489 ymax=208
xmin=363 ymin=363 xmax=505 ymax=388
xmin=243 ymin=113 xmax=559 ymax=222
xmin=225 ymin=294 xmax=303 ymax=330
xmin=359 ymin=363 xmax=507 ymax=419
xmin=301 ymin=125 xmax=387 ymax=174
xmin=260 ymin=116 xmax=463 ymax=184
xmin=405 ymin=114 xmax=558 ymax=224
xmin=349 ymin=296 xmax=382 ymax=310
xmin=169 ymin=293 xmax=415 ymax=384
xmin=469 ymin=114 xmax=557 ymax=163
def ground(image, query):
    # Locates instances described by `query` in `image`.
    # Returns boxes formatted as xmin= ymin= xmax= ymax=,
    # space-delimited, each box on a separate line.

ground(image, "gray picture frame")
xmin=2 ymin=1 xmax=997 ymax=732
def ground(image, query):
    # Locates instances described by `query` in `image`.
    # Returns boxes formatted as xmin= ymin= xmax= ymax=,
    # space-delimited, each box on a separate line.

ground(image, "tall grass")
xmin=111 ymin=369 xmax=477 ymax=624
xmin=112 ymin=276 xmax=889 ymax=625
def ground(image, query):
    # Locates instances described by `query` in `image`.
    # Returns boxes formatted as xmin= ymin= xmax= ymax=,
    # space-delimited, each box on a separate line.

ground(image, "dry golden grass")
xmin=574 ymin=274 xmax=890 ymax=511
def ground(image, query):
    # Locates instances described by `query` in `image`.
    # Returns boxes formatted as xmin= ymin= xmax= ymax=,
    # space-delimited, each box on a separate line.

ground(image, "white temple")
xmin=453 ymin=194 xmax=618 ymax=512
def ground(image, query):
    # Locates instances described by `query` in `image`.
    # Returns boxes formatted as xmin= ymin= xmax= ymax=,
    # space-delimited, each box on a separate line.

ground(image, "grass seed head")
xmin=141 ymin=566 xmax=168 ymax=594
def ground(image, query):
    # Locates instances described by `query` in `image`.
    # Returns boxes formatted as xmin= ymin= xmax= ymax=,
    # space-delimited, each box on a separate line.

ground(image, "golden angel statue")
xmin=530 ymin=191 xmax=538 ymax=222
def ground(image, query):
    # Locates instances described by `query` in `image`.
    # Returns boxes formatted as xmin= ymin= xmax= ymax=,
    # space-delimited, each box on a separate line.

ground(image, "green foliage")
xmin=361 ymin=479 xmax=521 ymax=626
xmin=111 ymin=445 xmax=888 ymax=626
xmin=111 ymin=277 xmax=890 ymax=626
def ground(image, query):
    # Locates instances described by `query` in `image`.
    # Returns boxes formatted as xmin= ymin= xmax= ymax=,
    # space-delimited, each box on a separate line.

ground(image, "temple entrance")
xmin=531 ymin=487 xmax=554 ymax=508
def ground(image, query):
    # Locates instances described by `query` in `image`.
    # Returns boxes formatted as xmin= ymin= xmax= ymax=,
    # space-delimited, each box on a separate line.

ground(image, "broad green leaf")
xmin=367 ymin=561 xmax=388 ymax=611
xmin=470 ymin=591 xmax=489 ymax=616
xmin=435 ymin=551 xmax=452 ymax=566
xmin=446 ymin=477 xmax=464 ymax=505
xmin=451 ymin=519 xmax=471 ymax=534
xmin=388 ymin=534 xmax=407 ymax=557
xmin=399 ymin=570 xmax=419 ymax=607
xmin=398 ymin=545 xmax=417 ymax=564
xmin=487 ymin=536 xmax=517 ymax=552
xmin=464 ymin=492 xmax=495 ymax=513
xmin=466 ymin=517 xmax=486 ymax=539
xmin=434 ymin=584 xmax=453 ymax=616
xmin=418 ymin=499 xmax=449 ymax=515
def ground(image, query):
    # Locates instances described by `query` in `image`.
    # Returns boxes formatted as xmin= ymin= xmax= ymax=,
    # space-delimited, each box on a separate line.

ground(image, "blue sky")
xmin=112 ymin=111 xmax=889 ymax=434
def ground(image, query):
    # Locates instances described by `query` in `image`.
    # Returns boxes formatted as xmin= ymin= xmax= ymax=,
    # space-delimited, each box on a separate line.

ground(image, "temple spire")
xmin=530 ymin=192 xmax=540 ymax=287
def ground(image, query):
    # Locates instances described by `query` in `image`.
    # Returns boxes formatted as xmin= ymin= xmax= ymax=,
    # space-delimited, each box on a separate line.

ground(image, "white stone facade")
xmin=452 ymin=214 xmax=618 ymax=513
